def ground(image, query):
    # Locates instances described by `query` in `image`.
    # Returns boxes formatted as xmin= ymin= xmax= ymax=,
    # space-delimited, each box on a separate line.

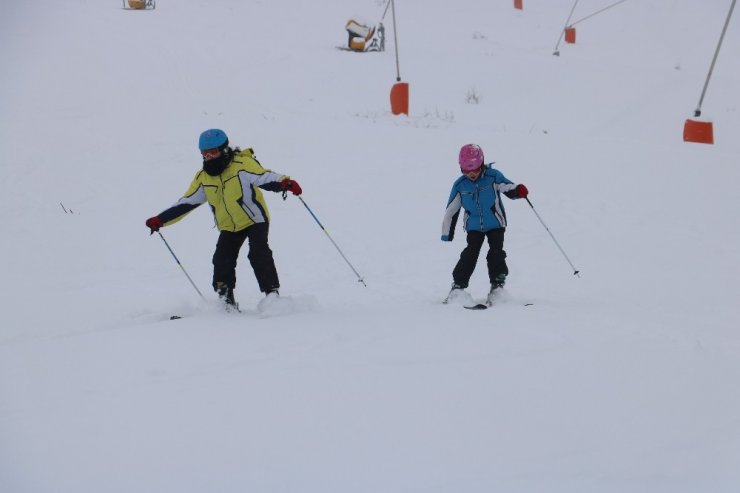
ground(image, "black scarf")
xmin=203 ymin=147 xmax=232 ymax=176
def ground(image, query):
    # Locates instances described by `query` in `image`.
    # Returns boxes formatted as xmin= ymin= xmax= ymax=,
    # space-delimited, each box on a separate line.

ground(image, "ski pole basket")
xmin=122 ymin=0 xmax=155 ymax=10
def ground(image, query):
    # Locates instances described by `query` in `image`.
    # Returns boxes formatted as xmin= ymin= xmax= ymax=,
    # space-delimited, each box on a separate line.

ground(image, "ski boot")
xmin=215 ymin=282 xmax=239 ymax=312
xmin=443 ymin=283 xmax=470 ymax=304
xmin=257 ymin=287 xmax=281 ymax=313
xmin=486 ymin=274 xmax=506 ymax=306
xmin=263 ymin=287 xmax=280 ymax=304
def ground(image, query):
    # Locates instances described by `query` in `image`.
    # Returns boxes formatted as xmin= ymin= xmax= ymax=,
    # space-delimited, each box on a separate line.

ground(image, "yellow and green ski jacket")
xmin=157 ymin=148 xmax=288 ymax=232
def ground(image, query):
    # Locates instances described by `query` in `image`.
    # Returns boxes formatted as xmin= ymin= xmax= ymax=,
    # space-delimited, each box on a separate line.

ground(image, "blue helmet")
xmin=198 ymin=128 xmax=228 ymax=151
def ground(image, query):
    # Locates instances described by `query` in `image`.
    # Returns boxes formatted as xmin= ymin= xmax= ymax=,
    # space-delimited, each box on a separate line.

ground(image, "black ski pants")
xmin=212 ymin=222 xmax=279 ymax=293
xmin=452 ymin=228 xmax=508 ymax=288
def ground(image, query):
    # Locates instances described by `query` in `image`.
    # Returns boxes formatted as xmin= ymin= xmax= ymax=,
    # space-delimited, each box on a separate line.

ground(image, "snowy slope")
xmin=1 ymin=1 xmax=739 ymax=492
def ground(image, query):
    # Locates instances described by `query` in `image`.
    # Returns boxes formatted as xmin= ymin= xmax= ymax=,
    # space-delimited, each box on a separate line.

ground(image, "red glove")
xmin=515 ymin=184 xmax=528 ymax=199
xmin=145 ymin=216 xmax=163 ymax=234
xmin=280 ymin=178 xmax=302 ymax=196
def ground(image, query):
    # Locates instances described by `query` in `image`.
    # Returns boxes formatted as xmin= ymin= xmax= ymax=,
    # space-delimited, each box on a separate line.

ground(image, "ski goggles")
xmin=201 ymin=148 xmax=222 ymax=161
xmin=461 ymin=167 xmax=482 ymax=178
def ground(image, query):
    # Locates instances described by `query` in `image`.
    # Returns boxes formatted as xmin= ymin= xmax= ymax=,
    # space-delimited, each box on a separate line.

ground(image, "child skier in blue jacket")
xmin=441 ymin=144 xmax=528 ymax=303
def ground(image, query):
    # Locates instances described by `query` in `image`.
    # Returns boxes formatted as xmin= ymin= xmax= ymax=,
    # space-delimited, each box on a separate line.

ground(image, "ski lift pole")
xmin=156 ymin=231 xmax=205 ymax=298
xmin=376 ymin=0 xmax=392 ymax=51
xmin=694 ymin=0 xmax=737 ymax=117
xmin=553 ymin=0 xmax=580 ymax=56
xmin=525 ymin=198 xmax=581 ymax=277
xmin=297 ymin=196 xmax=367 ymax=286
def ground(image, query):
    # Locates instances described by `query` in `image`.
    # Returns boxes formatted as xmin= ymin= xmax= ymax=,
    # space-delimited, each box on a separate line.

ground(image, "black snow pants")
xmin=452 ymin=228 xmax=508 ymax=288
xmin=212 ymin=222 xmax=279 ymax=293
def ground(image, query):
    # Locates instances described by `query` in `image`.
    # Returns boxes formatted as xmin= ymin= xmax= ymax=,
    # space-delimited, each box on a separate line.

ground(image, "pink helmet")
xmin=459 ymin=144 xmax=484 ymax=171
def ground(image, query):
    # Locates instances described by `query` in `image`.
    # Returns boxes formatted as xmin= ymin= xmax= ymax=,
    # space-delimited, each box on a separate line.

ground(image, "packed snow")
xmin=1 ymin=1 xmax=739 ymax=491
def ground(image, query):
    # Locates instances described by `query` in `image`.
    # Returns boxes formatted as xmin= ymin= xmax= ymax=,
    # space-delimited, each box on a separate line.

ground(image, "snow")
xmin=1 ymin=0 xmax=739 ymax=491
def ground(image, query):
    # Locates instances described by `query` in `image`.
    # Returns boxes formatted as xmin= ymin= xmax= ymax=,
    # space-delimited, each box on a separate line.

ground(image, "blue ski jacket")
xmin=441 ymin=165 xmax=519 ymax=241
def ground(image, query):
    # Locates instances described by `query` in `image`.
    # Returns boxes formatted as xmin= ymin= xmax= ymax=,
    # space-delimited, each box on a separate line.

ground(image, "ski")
xmin=462 ymin=286 xmax=499 ymax=310
xmin=445 ymin=286 xmax=534 ymax=310
xmin=168 ymin=302 xmax=240 ymax=320
xmin=464 ymin=301 xmax=534 ymax=310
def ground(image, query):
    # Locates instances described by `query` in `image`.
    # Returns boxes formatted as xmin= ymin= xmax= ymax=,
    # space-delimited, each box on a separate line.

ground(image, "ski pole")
xmin=155 ymin=231 xmax=205 ymax=298
xmin=297 ymin=196 xmax=367 ymax=286
xmin=525 ymin=197 xmax=581 ymax=277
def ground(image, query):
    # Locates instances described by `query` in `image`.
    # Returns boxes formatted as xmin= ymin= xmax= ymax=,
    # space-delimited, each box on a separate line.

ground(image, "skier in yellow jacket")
xmin=145 ymin=129 xmax=302 ymax=308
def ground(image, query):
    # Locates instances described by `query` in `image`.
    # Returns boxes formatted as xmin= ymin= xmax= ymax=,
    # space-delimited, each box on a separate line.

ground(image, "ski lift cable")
xmin=390 ymin=0 xmax=402 ymax=81
xmin=553 ymin=0 xmax=581 ymax=55
xmin=380 ymin=0 xmax=392 ymax=23
xmin=695 ymin=0 xmax=737 ymax=117
xmin=570 ymin=0 xmax=629 ymax=27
